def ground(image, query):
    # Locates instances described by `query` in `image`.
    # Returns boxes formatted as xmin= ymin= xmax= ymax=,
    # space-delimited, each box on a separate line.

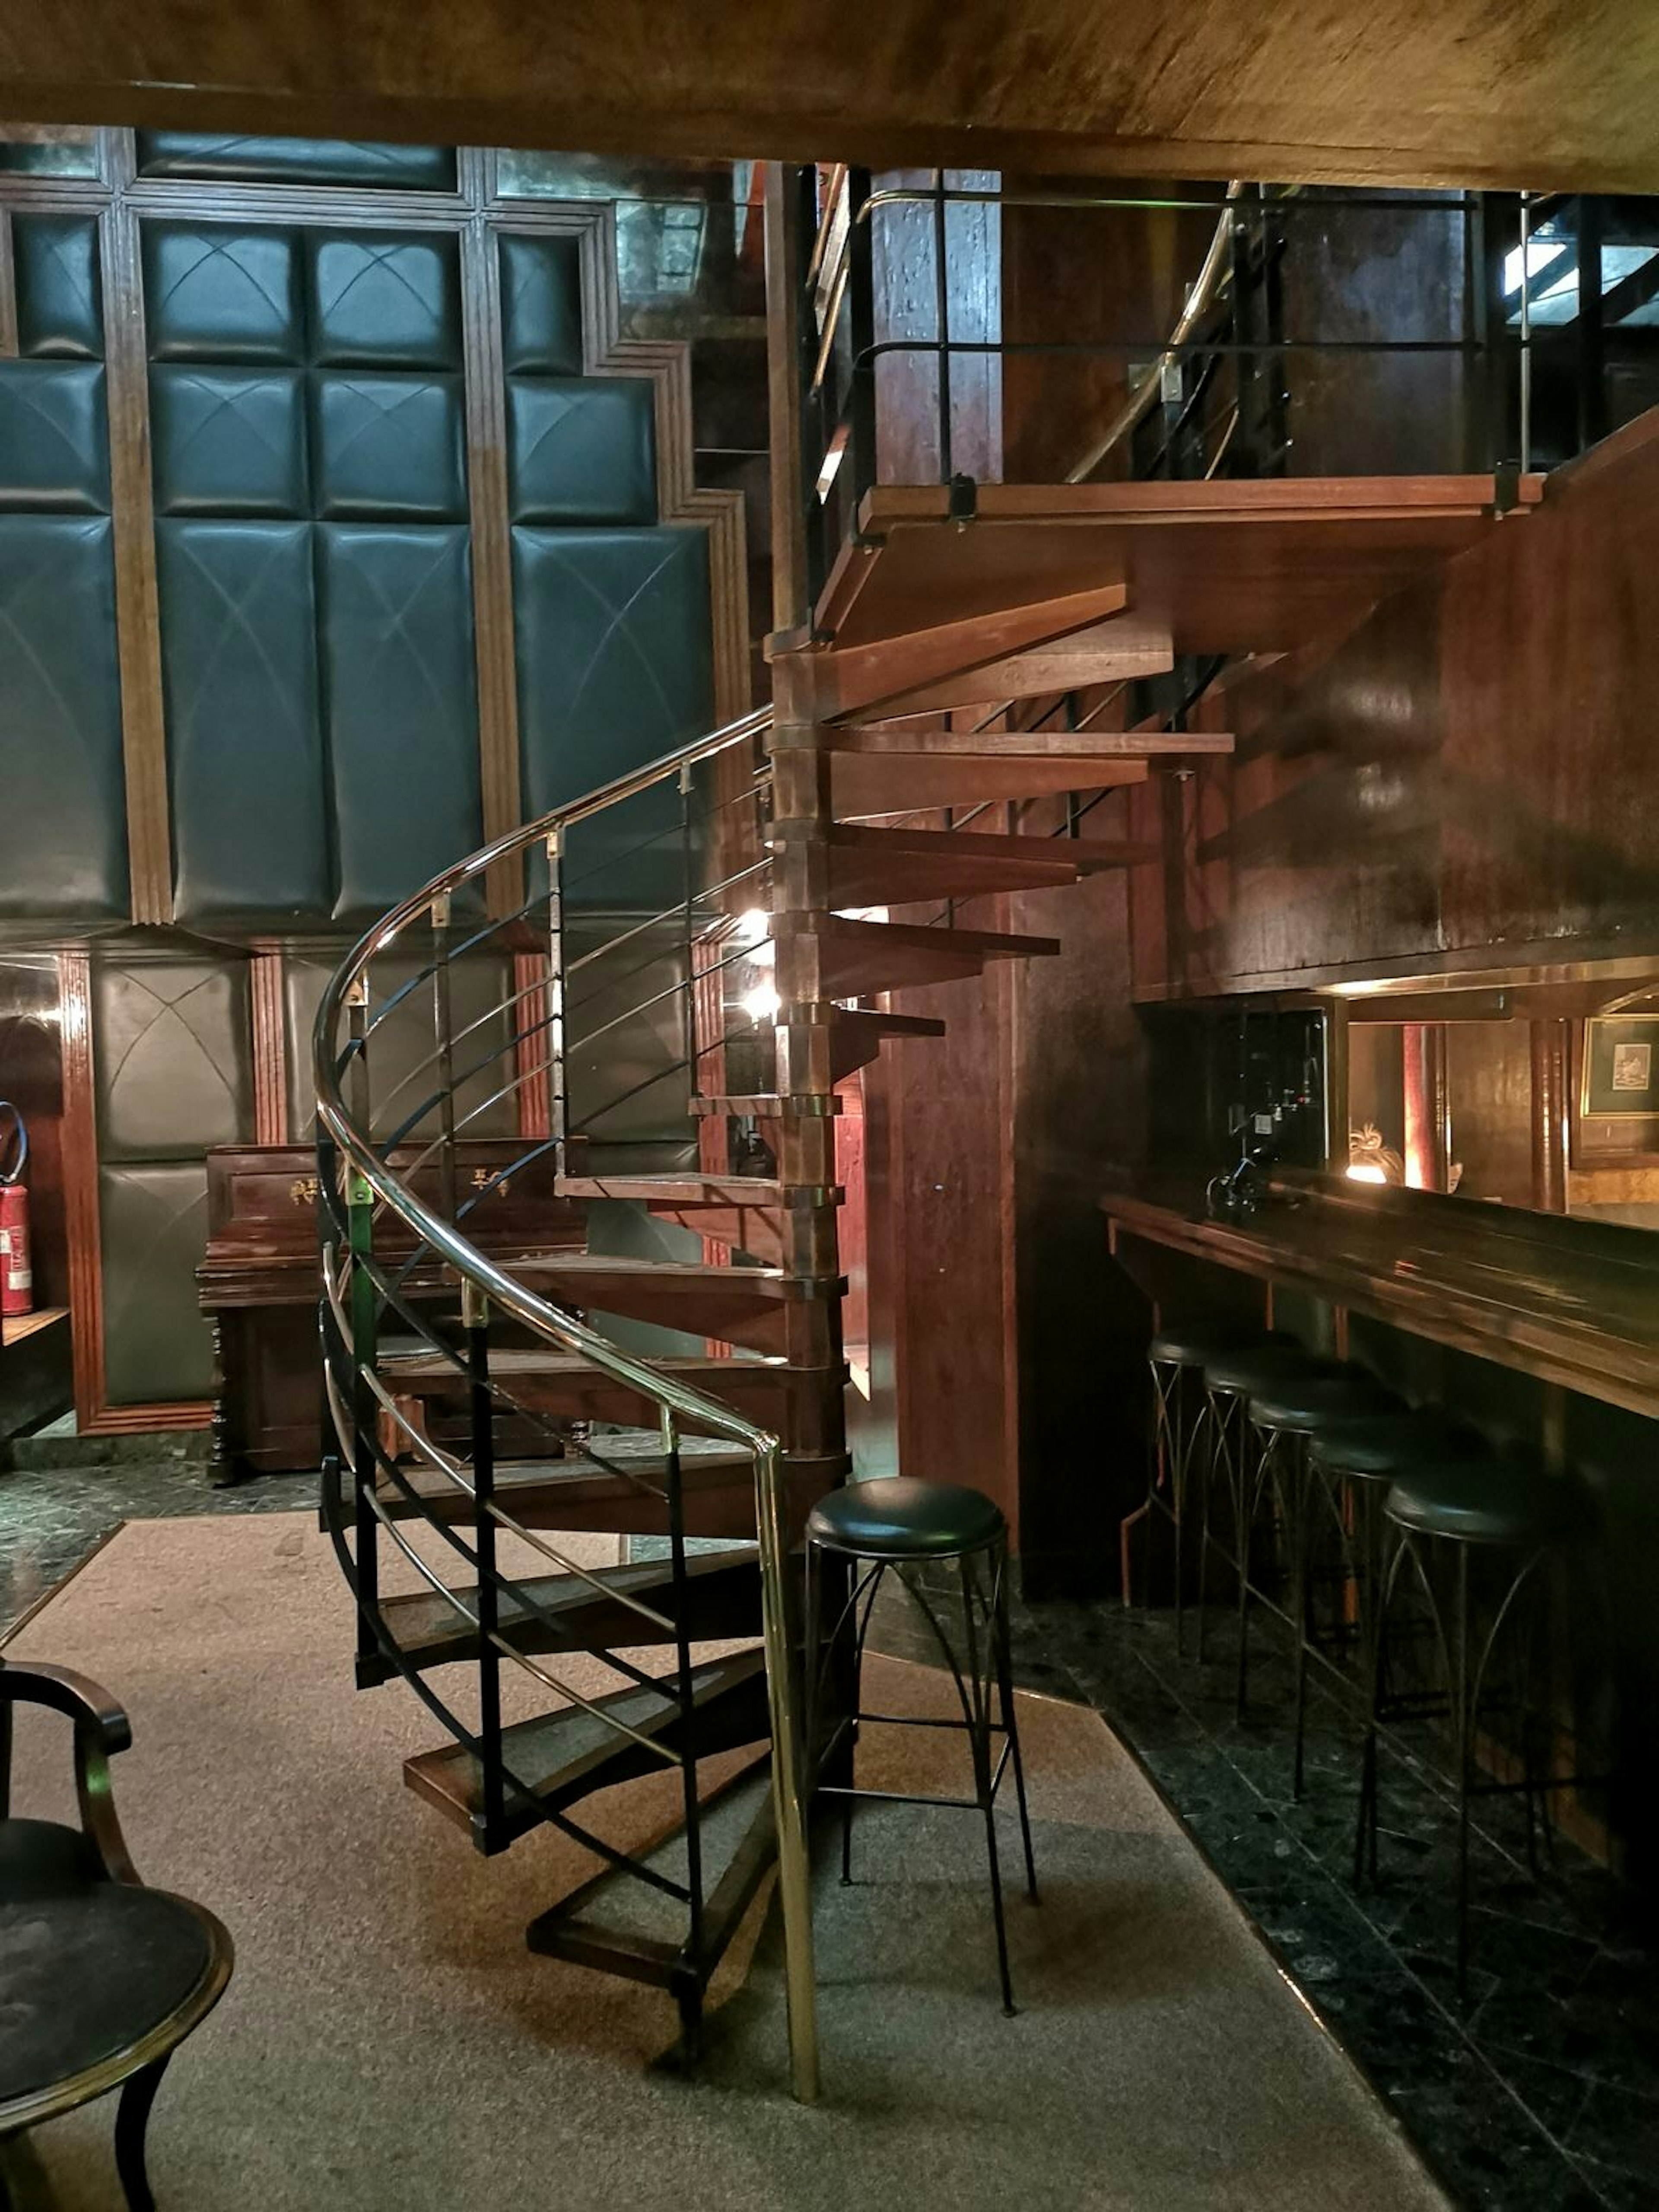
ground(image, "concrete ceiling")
xmin=3 ymin=1 xmax=1658 ymax=192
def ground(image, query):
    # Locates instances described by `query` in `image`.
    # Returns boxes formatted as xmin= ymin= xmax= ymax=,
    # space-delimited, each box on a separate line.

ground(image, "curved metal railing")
xmin=312 ymin=702 xmax=822 ymax=2100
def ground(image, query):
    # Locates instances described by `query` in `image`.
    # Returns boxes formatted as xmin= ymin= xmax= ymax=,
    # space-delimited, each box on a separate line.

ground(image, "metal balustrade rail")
xmin=312 ymin=703 xmax=825 ymax=2101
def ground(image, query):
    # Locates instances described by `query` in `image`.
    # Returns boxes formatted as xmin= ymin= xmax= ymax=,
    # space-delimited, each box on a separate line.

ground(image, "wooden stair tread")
xmin=404 ymin=1648 xmax=767 ymax=1847
xmin=516 ymin=1254 xmax=787 ymax=1296
xmin=816 ymin=473 xmax=1544 ymax=660
xmin=375 ymin=1549 xmax=760 ymax=1672
xmin=554 ymin=1175 xmax=791 ymax=1205
xmin=381 ymin=1348 xmax=795 ymax=1385
xmin=527 ymin=1754 xmax=775 ymax=1980
xmin=773 ymin=821 xmax=1150 ymax=906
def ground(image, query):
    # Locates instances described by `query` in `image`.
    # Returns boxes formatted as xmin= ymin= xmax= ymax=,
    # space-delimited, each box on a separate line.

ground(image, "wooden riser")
xmin=513 ymin=1254 xmax=802 ymax=1356
xmin=833 ymin=751 xmax=1148 ymax=817
xmin=369 ymin=1551 xmax=762 ymax=1676
xmin=404 ymin=1649 xmax=770 ymax=1852
xmin=367 ymin=1449 xmax=842 ymax=1540
xmin=770 ymin=913 xmax=1060 ymax=998
xmin=773 ymin=822 xmax=1149 ymax=909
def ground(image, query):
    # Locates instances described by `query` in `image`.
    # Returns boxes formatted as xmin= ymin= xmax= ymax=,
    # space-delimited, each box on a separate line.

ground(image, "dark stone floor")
xmin=5 ymin=1450 xmax=1655 ymax=2210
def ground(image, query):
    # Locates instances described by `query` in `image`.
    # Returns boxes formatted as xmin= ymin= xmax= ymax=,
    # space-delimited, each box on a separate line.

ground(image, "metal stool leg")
xmin=114 ymin=2055 xmax=170 ymax=2212
xmin=992 ymin=1540 xmax=1039 ymax=1902
xmin=959 ymin=1552 xmax=1017 ymax=2016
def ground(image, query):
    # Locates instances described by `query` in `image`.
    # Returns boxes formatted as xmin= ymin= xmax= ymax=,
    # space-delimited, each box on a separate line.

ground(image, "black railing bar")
xmin=370 ymin=972 xmax=551 ymax=1122
xmin=564 ymin=858 xmax=772 ymax=980
xmin=361 ymin=885 xmax=548 ymax=1043
xmin=556 ymin=769 xmax=772 ymax=903
xmin=804 ymin=161 xmax=850 ymax=291
xmin=398 ymin=1059 xmax=550 ymax=1183
xmin=855 ymin=185 xmax=1468 ymax=221
xmin=372 ymin=1083 xmax=451 ymax=1161
xmin=566 ymin=915 xmax=762 ymax=1023
xmin=454 ymin=1135 xmax=562 ymax=1222
xmin=317 ymin=1443 xmax=695 ymax=1902
xmin=483 ymin=1501 xmax=678 ymax=1631
xmin=856 ymin=334 xmax=1502 ymax=364
xmin=324 ymin=1369 xmax=492 ymax=1581
xmin=568 ymin=1054 xmax=696 ymax=1132
xmin=568 ymin=936 xmax=769 ymax=1058
xmin=499 ymin=1638 xmax=686 ymax=1758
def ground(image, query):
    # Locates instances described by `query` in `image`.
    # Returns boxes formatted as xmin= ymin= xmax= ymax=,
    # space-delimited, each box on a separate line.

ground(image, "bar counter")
xmin=1102 ymin=1176 xmax=1659 ymax=1422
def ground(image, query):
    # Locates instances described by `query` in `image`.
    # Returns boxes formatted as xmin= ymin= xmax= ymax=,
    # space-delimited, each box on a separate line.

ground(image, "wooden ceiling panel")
xmin=4 ymin=3 xmax=1659 ymax=193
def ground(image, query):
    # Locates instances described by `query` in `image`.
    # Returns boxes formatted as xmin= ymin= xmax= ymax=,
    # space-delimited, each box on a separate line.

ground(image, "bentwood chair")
xmin=0 ymin=1659 xmax=234 ymax=2211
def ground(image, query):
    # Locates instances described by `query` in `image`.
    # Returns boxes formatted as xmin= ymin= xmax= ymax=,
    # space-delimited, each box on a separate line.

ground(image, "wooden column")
xmin=1530 ymin=1016 xmax=1571 ymax=1213
xmin=1402 ymin=1020 xmax=1451 ymax=1190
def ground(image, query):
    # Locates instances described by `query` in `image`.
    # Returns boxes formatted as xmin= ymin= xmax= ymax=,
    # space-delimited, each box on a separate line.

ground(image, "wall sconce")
xmin=1347 ymin=1122 xmax=1405 ymax=1185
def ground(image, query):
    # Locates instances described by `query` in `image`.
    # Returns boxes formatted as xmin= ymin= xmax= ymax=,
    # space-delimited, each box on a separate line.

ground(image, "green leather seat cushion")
xmin=807 ymin=1477 xmax=1005 ymax=1560
xmin=1246 ymin=1371 xmax=1401 ymax=1433
xmin=1310 ymin=1410 xmax=1482 ymax=1480
xmin=1202 ymin=1344 xmax=1339 ymax=1397
xmin=1385 ymin=1459 xmax=1589 ymax=1548
xmin=1149 ymin=1323 xmax=1289 ymax=1368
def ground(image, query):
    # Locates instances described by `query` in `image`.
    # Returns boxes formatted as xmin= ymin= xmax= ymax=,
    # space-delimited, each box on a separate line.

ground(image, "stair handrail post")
xmin=846 ymin=166 xmax=878 ymax=532
xmin=546 ymin=826 xmax=568 ymax=1179
xmin=679 ymin=761 xmax=700 ymax=1109
xmin=465 ymin=1276 xmax=506 ymax=1850
xmin=430 ymin=887 xmax=460 ymax=1227
xmin=344 ymin=973 xmax=380 ymax=1672
xmin=661 ymin=1403 xmax=706 ymax=1986
xmin=754 ymin=1430 xmax=820 ymax=2103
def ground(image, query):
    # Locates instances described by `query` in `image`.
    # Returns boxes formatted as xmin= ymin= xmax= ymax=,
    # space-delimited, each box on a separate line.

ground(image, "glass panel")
xmin=495 ymin=153 xmax=763 ymax=322
xmin=0 ymin=126 xmax=99 ymax=178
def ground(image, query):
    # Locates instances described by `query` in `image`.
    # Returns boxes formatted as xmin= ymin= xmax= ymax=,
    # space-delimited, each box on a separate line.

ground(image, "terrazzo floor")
xmin=4 ymin=1445 xmax=1654 ymax=2210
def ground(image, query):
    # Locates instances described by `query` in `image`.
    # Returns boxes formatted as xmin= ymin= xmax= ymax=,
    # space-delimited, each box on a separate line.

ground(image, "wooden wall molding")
xmin=0 ymin=209 xmax=16 ymax=357
xmin=250 ymin=944 xmax=289 ymax=1146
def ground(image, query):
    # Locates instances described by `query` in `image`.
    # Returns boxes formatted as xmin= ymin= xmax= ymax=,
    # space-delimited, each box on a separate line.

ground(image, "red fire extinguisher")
xmin=0 ymin=1103 xmax=31 ymax=1321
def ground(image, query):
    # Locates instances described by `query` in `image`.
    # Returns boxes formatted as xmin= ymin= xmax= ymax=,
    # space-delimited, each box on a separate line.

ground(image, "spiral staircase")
xmin=312 ymin=170 xmax=1538 ymax=2103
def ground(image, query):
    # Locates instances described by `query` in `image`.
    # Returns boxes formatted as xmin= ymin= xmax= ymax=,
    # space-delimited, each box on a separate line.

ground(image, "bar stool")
xmin=1243 ymin=1368 xmax=1403 ymax=1786
xmin=1307 ymin=1409 xmax=1486 ymax=1863
xmin=1372 ymin=1453 xmax=1592 ymax=2001
xmin=804 ymin=1476 xmax=1038 ymax=2015
xmin=1134 ymin=1320 xmax=1271 ymax=1649
xmin=1198 ymin=1343 xmax=1343 ymax=1688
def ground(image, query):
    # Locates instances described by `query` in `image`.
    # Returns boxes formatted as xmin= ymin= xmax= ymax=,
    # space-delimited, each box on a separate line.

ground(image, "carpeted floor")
xmin=4 ymin=1516 xmax=1449 ymax=2211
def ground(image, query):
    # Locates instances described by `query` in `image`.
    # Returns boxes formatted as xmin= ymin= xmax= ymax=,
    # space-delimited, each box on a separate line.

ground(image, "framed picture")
xmin=1573 ymin=1016 xmax=1659 ymax=1164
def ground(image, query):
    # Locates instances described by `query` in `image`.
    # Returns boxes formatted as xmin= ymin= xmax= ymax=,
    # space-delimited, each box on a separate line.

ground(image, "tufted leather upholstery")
xmin=313 ymin=372 xmax=467 ymax=521
xmin=1386 ymin=1458 xmax=1589 ymax=1548
xmin=92 ymin=956 xmax=252 ymax=1161
xmin=0 ymin=363 xmax=109 ymax=512
xmin=98 ymin=1162 xmax=216 ymax=1402
xmin=143 ymin=225 xmax=303 ymax=364
xmin=135 ymin=134 xmax=456 ymax=191
xmin=499 ymin=234 xmax=585 ymax=375
xmin=149 ymin=366 xmax=308 ymax=517
xmin=0 ymin=517 xmax=127 ymax=921
xmin=808 ymin=1477 xmax=1007 ymax=1562
xmin=11 ymin=215 xmax=102 ymax=359
xmin=508 ymin=377 xmax=657 ymax=525
xmin=319 ymin=524 xmax=483 ymax=916
xmin=307 ymin=232 xmax=461 ymax=369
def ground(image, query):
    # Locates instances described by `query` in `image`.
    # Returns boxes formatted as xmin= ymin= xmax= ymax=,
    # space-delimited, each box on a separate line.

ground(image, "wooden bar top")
xmin=1102 ymin=1176 xmax=1659 ymax=1423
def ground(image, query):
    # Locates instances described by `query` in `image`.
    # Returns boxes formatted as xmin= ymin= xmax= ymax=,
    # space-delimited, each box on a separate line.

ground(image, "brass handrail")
xmin=311 ymin=699 xmax=822 ymax=2104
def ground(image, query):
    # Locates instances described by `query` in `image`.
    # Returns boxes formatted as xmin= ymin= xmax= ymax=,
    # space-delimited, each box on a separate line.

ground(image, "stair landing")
xmin=817 ymin=475 xmax=1545 ymax=661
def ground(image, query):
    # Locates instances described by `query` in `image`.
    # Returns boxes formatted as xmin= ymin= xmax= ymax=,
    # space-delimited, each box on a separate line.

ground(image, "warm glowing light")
xmin=1345 ymin=1163 xmax=1389 ymax=1185
xmin=741 ymin=986 xmax=781 ymax=1025
xmin=735 ymin=908 xmax=770 ymax=942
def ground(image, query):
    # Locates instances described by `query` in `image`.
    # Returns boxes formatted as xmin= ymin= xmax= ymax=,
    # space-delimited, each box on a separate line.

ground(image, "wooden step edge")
xmin=831 ymin=1010 xmax=947 ymax=1039
xmin=554 ymin=1174 xmax=813 ymax=1205
xmin=772 ymin=912 xmax=1062 ymax=961
xmin=688 ymin=1093 xmax=844 ymax=1119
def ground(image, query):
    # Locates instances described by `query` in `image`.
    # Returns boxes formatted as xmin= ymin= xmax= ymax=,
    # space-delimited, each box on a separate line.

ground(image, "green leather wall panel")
xmin=97 ymin=1162 xmax=216 ymax=1403
xmin=507 ymin=377 xmax=657 ymax=524
xmin=135 ymin=135 xmax=456 ymax=191
xmin=283 ymin=949 xmax=515 ymax=1141
xmin=319 ymin=524 xmax=482 ymax=917
xmin=0 ymin=363 xmax=109 ymax=512
xmin=0 ymin=517 xmax=127 ymax=922
xmin=312 ymin=372 xmax=466 ymax=521
xmin=308 ymin=232 xmax=461 ymax=369
xmin=513 ymin=525 xmax=714 ymax=811
xmin=92 ymin=953 xmax=252 ymax=1160
xmin=12 ymin=216 xmax=102 ymax=359
xmin=150 ymin=367 xmax=308 ymax=517
xmin=499 ymin=234 xmax=585 ymax=375
xmin=157 ymin=520 xmax=329 ymax=922
xmin=564 ymin=917 xmax=697 ymax=1174
xmin=143 ymin=225 xmax=304 ymax=364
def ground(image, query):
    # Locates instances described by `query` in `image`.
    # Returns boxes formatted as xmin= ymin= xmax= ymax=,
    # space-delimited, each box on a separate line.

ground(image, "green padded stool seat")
xmin=1245 ymin=1370 xmax=1401 ymax=1433
xmin=1147 ymin=1322 xmax=1289 ymax=1368
xmin=807 ymin=1477 xmax=1005 ymax=1562
xmin=1311 ymin=1410 xmax=1478 ymax=1481
xmin=1385 ymin=1458 xmax=1589 ymax=1548
xmin=1201 ymin=1344 xmax=1339 ymax=1397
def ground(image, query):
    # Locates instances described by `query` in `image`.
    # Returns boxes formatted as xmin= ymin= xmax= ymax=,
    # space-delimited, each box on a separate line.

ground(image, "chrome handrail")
xmin=312 ymin=698 xmax=821 ymax=2103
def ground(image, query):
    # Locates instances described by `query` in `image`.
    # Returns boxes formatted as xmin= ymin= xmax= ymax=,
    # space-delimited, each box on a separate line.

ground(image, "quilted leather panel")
xmin=12 ymin=216 xmax=102 ymax=360
xmin=135 ymin=135 xmax=456 ymax=191
xmin=498 ymin=234 xmax=584 ymax=375
xmin=564 ymin=916 xmax=695 ymax=1167
xmin=0 ymin=363 xmax=109 ymax=512
xmin=149 ymin=367 xmax=308 ymax=517
xmin=143 ymin=224 xmax=303 ymax=364
xmin=307 ymin=232 xmax=461 ymax=369
xmin=92 ymin=954 xmax=253 ymax=1160
xmin=0 ymin=516 xmax=127 ymax=921
xmin=312 ymin=373 xmax=466 ymax=521
xmin=507 ymin=377 xmax=657 ymax=525
xmin=512 ymin=525 xmax=714 ymax=813
xmin=318 ymin=524 xmax=482 ymax=916
xmin=97 ymin=1163 xmax=216 ymax=1404
xmin=283 ymin=950 xmax=516 ymax=1141
xmin=156 ymin=520 xmax=329 ymax=922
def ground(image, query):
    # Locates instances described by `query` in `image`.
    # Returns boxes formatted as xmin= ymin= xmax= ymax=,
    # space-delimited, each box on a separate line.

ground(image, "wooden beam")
xmin=865 ymin=613 xmax=1173 ymax=715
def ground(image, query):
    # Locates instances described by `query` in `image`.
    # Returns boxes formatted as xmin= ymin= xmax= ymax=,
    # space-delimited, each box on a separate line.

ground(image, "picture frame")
xmin=1573 ymin=1016 xmax=1659 ymax=1165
